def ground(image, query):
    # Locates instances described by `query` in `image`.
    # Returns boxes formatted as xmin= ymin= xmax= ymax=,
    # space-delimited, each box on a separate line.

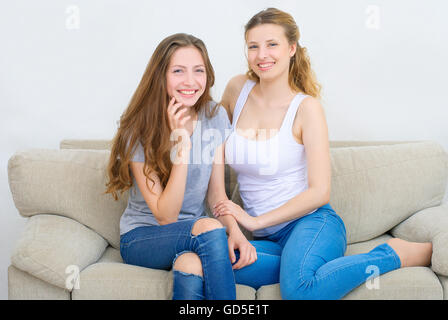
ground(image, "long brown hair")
xmin=105 ymin=33 xmax=215 ymax=200
xmin=245 ymin=8 xmax=321 ymax=98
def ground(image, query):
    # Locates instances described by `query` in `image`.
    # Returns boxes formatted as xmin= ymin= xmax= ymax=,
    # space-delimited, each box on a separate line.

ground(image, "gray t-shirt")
xmin=120 ymin=102 xmax=231 ymax=235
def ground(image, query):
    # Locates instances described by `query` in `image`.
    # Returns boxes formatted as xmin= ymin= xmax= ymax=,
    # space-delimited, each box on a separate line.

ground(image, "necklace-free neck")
xmin=257 ymin=71 xmax=296 ymax=107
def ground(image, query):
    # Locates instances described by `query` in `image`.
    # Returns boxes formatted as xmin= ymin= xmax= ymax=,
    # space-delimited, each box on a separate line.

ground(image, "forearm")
xmin=208 ymin=192 xmax=242 ymax=236
xmin=217 ymin=214 xmax=242 ymax=235
xmin=256 ymin=187 xmax=329 ymax=230
xmin=155 ymin=162 xmax=189 ymax=224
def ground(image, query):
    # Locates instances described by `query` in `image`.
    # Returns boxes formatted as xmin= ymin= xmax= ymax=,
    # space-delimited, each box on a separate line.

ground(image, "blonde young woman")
xmin=214 ymin=8 xmax=433 ymax=299
xmin=105 ymin=33 xmax=253 ymax=300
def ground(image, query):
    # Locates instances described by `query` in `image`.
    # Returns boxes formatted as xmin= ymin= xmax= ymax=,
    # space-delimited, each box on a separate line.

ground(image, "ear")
xmin=289 ymin=42 xmax=297 ymax=58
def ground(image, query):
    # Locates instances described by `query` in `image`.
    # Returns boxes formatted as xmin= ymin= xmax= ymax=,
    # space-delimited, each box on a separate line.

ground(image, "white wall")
xmin=1 ymin=0 xmax=447 ymax=299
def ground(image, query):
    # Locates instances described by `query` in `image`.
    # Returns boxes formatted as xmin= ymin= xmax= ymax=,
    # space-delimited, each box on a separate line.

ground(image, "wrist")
xmin=171 ymin=143 xmax=191 ymax=165
xmin=219 ymin=215 xmax=241 ymax=235
xmin=252 ymin=215 xmax=263 ymax=231
xmin=227 ymin=223 xmax=243 ymax=236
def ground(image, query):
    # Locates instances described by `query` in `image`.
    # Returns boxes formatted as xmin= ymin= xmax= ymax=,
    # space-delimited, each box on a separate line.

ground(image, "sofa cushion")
xmin=10 ymin=214 xmax=108 ymax=290
xmin=329 ymin=141 xmax=448 ymax=244
xmin=8 ymin=265 xmax=70 ymax=300
xmin=256 ymin=235 xmax=443 ymax=300
xmin=391 ymin=204 xmax=448 ymax=276
xmin=72 ymin=246 xmax=256 ymax=300
xmin=8 ymin=148 xmax=127 ymax=249
xmin=73 ymin=262 xmax=173 ymax=300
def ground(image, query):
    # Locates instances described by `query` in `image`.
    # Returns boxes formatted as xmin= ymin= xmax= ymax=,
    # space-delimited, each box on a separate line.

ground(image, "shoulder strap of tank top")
xmin=282 ymin=93 xmax=309 ymax=131
xmin=231 ymin=80 xmax=256 ymax=129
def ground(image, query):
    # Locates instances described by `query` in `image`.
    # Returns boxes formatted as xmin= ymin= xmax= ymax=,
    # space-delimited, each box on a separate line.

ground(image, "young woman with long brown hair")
xmin=214 ymin=8 xmax=433 ymax=299
xmin=105 ymin=33 xmax=254 ymax=300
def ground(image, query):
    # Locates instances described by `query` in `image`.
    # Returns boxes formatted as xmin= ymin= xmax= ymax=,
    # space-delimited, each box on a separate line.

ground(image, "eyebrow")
xmin=247 ymin=39 xmax=277 ymax=44
xmin=171 ymin=64 xmax=205 ymax=69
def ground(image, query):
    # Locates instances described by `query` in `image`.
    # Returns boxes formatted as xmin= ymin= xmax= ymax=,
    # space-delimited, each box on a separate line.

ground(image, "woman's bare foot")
xmin=387 ymin=238 xmax=432 ymax=268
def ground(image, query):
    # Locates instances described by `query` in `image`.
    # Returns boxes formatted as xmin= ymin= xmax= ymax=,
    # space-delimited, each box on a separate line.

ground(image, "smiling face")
xmin=246 ymin=23 xmax=296 ymax=81
xmin=166 ymin=46 xmax=207 ymax=107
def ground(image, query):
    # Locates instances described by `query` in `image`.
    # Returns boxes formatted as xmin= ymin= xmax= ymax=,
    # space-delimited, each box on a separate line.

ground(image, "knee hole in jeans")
xmin=173 ymin=252 xmax=203 ymax=277
xmin=191 ymin=217 xmax=223 ymax=236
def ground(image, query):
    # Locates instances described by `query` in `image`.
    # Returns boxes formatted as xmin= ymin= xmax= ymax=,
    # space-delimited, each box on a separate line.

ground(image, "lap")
xmin=280 ymin=207 xmax=347 ymax=280
xmin=120 ymin=217 xmax=208 ymax=270
xmin=234 ymin=205 xmax=347 ymax=289
xmin=233 ymin=240 xmax=283 ymax=289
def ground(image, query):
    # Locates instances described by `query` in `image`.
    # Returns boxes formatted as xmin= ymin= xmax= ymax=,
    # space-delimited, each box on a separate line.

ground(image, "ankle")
xmin=387 ymin=238 xmax=432 ymax=268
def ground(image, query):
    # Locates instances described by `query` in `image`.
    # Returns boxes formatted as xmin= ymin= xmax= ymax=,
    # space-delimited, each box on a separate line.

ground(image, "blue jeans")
xmin=120 ymin=216 xmax=236 ymax=300
xmin=233 ymin=204 xmax=401 ymax=299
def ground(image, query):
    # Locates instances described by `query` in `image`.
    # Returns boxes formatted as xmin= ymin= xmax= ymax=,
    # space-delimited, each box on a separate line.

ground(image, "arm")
xmin=131 ymin=157 xmax=189 ymax=225
xmin=207 ymin=143 xmax=257 ymax=269
xmin=132 ymin=97 xmax=192 ymax=225
xmin=206 ymin=143 xmax=240 ymax=234
xmin=214 ymin=97 xmax=331 ymax=231
xmin=220 ymin=74 xmax=248 ymax=123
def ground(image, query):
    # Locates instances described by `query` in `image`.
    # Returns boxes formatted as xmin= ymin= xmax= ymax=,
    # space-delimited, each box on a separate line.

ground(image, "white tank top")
xmin=225 ymin=79 xmax=316 ymax=237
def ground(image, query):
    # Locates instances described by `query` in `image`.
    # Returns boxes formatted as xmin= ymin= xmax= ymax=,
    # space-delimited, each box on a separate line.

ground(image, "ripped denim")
xmin=119 ymin=216 xmax=236 ymax=300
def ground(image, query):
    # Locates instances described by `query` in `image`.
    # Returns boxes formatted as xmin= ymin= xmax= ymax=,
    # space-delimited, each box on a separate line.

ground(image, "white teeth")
xmin=179 ymin=90 xmax=195 ymax=95
xmin=259 ymin=63 xmax=274 ymax=68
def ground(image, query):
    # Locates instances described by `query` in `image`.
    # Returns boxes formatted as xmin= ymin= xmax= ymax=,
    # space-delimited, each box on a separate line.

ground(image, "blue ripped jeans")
xmin=233 ymin=204 xmax=401 ymax=299
xmin=119 ymin=216 xmax=236 ymax=300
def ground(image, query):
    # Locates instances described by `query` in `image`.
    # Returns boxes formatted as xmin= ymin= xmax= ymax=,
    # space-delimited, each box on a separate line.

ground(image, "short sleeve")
xmin=214 ymin=104 xmax=232 ymax=145
xmin=131 ymin=140 xmax=145 ymax=162
xmin=116 ymin=139 xmax=145 ymax=162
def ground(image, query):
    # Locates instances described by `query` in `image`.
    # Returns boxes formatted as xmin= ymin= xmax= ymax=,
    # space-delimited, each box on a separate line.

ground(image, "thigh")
xmin=280 ymin=208 xmax=347 ymax=283
xmin=233 ymin=240 xmax=283 ymax=290
xmin=120 ymin=218 xmax=206 ymax=270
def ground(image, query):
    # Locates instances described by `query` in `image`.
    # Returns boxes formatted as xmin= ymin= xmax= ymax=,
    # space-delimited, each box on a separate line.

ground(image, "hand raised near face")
xmin=167 ymin=97 xmax=191 ymax=132
xmin=167 ymin=97 xmax=192 ymax=161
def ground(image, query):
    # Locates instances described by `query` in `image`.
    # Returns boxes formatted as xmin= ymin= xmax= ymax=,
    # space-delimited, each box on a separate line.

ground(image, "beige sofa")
xmin=7 ymin=139 xmax=448 ymax=300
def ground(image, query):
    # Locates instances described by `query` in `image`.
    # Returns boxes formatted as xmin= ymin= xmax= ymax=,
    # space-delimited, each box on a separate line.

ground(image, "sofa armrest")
xmin=11 ymin=214 xmax=108 ymax=290
xmin=391 ymin=204 xmax=448 ymax=276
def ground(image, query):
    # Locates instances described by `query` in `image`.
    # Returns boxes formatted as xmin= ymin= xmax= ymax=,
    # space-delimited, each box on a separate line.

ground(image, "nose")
xmin=183 ymin=70 xmax=195 ymax=86
xmin=257 ymin=46 xmax=268 ymax=60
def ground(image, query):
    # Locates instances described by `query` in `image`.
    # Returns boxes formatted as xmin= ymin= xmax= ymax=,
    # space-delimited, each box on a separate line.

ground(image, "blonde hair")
xmin=105 ymin=33 xmax=215 ymax=200
xmin=245 ymin=8 xmax=321 ymax=98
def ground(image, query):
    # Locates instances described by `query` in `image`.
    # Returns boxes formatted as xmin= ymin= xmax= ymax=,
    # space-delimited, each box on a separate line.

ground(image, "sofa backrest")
xmin=8 ymin=140 xmax=448 ymax=248
xmin=328 ymin=142 xmax=447 ymax=243
xmin=8 ymin=148 xmax=127 ymax=249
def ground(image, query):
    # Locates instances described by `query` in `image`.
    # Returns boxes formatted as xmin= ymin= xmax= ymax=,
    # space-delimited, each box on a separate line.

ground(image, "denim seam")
xmin=192 ymin=227 xmax=235 ymax=299
xmin=120 ymin=216 xmax=209 ymax=246
xmin=314 ymin=254 xmax=397 ymax=282
xmin=192 ymin=228 xmax=226 ymax=299
xmin=297 ymin=213 xmax=328 ymax=282
xmin=256 ymin=252 xmax=281 ymax=258
xmin=382 ymin=243 xmax=402 ymax=269
xmin=121 ymin=232 xmax=192 ymax=247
